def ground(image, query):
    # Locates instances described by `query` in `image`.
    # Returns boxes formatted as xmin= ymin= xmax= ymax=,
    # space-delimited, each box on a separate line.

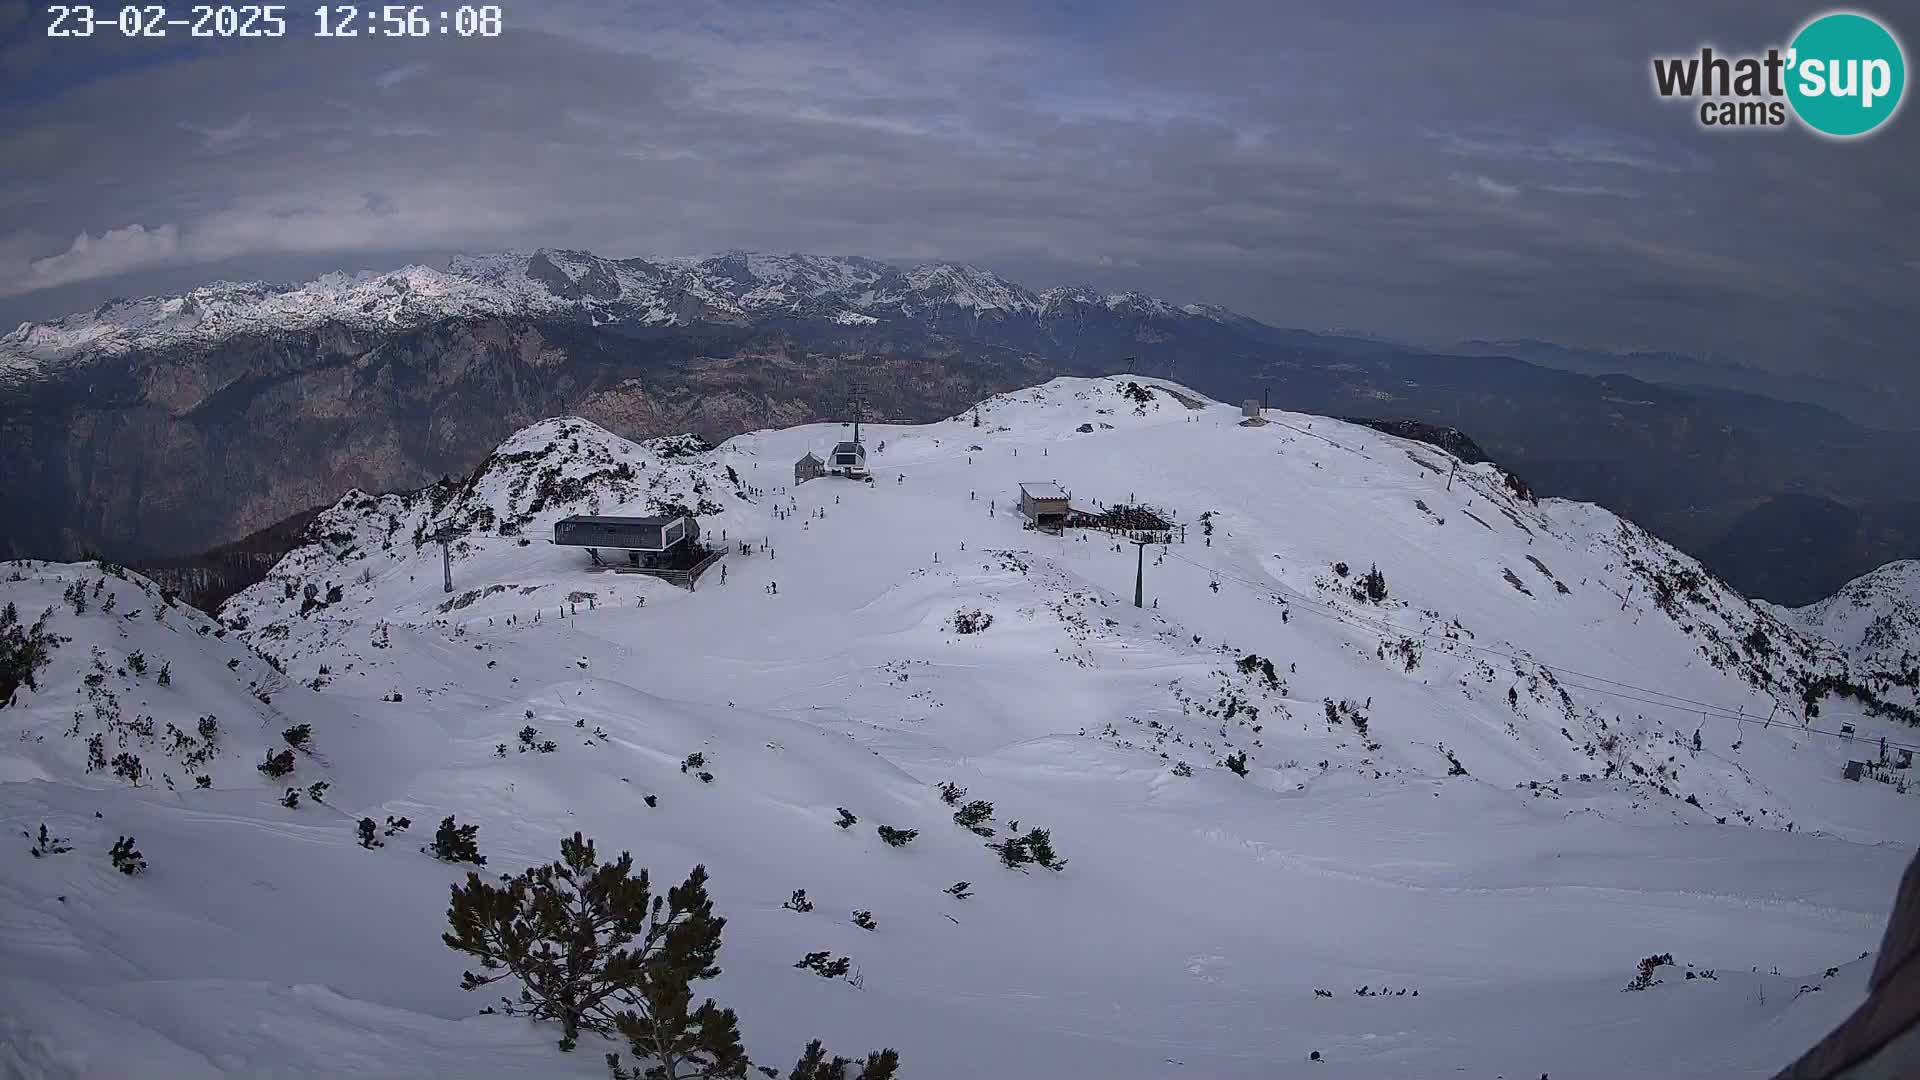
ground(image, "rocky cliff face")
xmin=0 ymin=314 xmax=1040 ymax=561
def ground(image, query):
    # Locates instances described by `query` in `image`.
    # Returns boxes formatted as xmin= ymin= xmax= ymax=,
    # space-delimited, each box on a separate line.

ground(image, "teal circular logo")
xmin=1786 ymin=11 xmax=1906 ymax=137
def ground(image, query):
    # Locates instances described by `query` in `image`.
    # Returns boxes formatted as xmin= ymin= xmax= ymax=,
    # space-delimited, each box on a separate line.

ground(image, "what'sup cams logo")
xmin=1652 ymin=10 xmax=1906 ymax=137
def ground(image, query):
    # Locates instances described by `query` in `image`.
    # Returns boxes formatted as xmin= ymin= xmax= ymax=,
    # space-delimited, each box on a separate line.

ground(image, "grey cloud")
xmin=0 ymin=0 xmax=1913 ymax=395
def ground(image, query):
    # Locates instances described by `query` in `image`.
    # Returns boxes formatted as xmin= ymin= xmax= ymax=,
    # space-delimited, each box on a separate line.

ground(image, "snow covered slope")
xmin=1777 ymin=561 xmax=1920 ymax=674
xmin=3 ymin=376 xmax=1916 ymax=1079
xmin=0 ymin=250 xmax=1233 ymax=379
xmin=1771 ymin=559 xmax=1920 ymax=729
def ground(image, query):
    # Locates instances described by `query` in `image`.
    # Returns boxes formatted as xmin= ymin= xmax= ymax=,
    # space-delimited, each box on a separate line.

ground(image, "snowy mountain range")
xmin=3 ymin=376 xmax=1915 ymax=1078
xmin=5 ymin=248 xmax=1919 ymax=612
xmin=0 ymin=249 xmax=1234 ymax=376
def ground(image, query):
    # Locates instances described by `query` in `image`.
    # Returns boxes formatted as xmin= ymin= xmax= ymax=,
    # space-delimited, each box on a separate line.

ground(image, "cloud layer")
xmin=0 ymin=0 xmax=1913 ymax=390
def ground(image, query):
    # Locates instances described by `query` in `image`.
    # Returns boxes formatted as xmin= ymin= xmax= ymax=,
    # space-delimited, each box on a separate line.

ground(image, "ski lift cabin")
xmin=1019 ymin=482 xmax=1071 ymax=532
xmin=553 ymin=514 xmax=698 ymax=569
xmin=830 ymin=440 xmax=869 ymax=479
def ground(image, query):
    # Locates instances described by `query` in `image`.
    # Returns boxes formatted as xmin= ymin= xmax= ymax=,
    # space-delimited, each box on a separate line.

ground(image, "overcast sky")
xmin=1 ymin=0 xmax=1913 ymax=391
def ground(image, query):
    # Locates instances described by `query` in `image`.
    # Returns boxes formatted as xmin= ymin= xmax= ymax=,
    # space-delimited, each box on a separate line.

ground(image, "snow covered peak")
xmin=0 ymin=250 xmax=1239 ymax=380
xmin=1780 ymin=559 xmax=1920 ymax=674
xmin=896 ymin=262 xmax=1041 ymax=314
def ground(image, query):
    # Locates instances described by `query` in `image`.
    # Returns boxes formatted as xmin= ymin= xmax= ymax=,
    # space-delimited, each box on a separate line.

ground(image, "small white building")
xmin=1242 ymin=399 xmax=1261 ymax=418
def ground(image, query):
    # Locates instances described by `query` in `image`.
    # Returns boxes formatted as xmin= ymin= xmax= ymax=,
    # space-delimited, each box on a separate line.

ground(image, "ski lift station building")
xmin=553 ymin=514 xmax=698 ymax=567
xmin=830 ymin=440 xmax=869 ymax=479
xmin=1019 ymin=482 xmax=1071 ymax=531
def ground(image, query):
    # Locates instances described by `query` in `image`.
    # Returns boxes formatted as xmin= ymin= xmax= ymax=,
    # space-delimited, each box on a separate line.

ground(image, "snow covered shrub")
xmin=835 ymin=808 xmax=858 ymax=829
xmin=851 ymin=910 xmax=876 ymax=931
xmin=126 ymin=650 xmax=147 ymax=675
xmin=1223 ymin=750 xmax=1249 ymax=776
xmin=357 ymin=818 xmax=383 ymax=849
xmin=385 ymin=815 xmax=412 ymax=836
xmin=681 ymin=752 xmax=707 ymax=774
xmin=1352 ymin=564 xmax=1388 ymax=604
xmin=783 ymin=889 xmax=815 ymax=913
xmin=786 ymin=1040 xmax=900 ymax=1080
xmin=989 ymin=827 xmax=1067 ymax=872
xmin=258 ymin=749 xmax=295 ymax=778
xmin=111 ymin=752 xmax=144 ymax=786
xmin=945 ymin=881 xmax=973 ymax=900
xmin=194 ymin=774 xmax=211 ymax=789
xmin=427 ymin=815 xmax=486 ymax=865
xmin=282 ymin=723 xmax=313 ymax=751
xmin=794 ymin=951 xmax=851 ymax=979
xmin=1236 ymin=653 xmax=1280 ymax=689
xmin=307 ymin=781 xmax=330 ymax=804
xmin=952 ymin=800 xmax=995 ymax=838
xmin=949 ymin=609 xmax=993 ymax=634
xmin=876 ymin=826 xmax=917 ymax=847
xmin=937 ymin=781 xmax=966 ymax=805
xmin=109 ymin=836 xmax=146 ymax=875
xmin=1172 ymin=761 xmax=1193 ymax=777
xmin=26 ymin=823 xmax=72 ymax=857
xmin=281 ymin=787 xmax=301 ymax=809
xmin=1624 ymin=952 xmax=1675 ymax=991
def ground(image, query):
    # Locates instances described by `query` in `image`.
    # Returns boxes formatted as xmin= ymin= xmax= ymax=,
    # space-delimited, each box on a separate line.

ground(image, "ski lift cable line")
xmin=1154 ymin=547 xmax=1920 ymax=754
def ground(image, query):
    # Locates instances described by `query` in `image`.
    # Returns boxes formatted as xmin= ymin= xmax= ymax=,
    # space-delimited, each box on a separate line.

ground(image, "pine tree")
xmin=426 ymin=814 xmax=486 ymax=865
xmin=990 ymin=828 xmax=1066 ymax=872
xmin=851 ymin=910 xmax=875 ymax=931
xmin=281 ymin=787 xmax=301 ymax=808
xmin=1019 ymin=828 xmax=1066 ymax=871
xmin=783 ymin=889 xmax=814 ymax=913
xmin=258 ymin=749 xmax=295 ymax=778
xmin=282 ymin=723 xmax=313 ymax=751
xmin=1223 ymin=750 xmax=1249 ymax=776
xmin=786 ymin=1040 xmax=900 ymax=1080
xmin=937 ymin=781 xmax=966 ymax=805
xmin=834 ymin=808 xmax=857 ymax=830
xmin=357 ymin=817 xmax=383 ymax=849
xmin=794 ymin=952 xmax=851 ymax=979
xmin=951 ymin=800 xmax=995 ymax=837
xmin=445 ymin=831 xmax=748 ymax=1075
xmin=875 ymin=826 xmax=917 ymax=847
xmin=109 ymin=836 xmax=146 ymax=875
xmin=1361 ymin=563 xmax=1388 ymax=603
xmin=27 ymin=823 xmax=72 ymax=857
